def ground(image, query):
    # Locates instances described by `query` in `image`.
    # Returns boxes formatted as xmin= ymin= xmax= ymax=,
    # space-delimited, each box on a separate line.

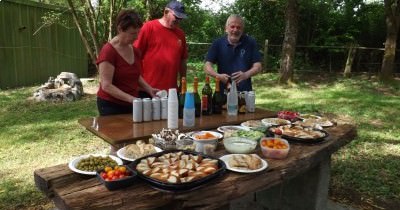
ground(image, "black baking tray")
xmin=96 ymin=166 xmax=137 ymax=190
xmin=127 ymin=149 xmax=226 ymax=192
xmin=267 ymin=125 xmax=329 ymax=144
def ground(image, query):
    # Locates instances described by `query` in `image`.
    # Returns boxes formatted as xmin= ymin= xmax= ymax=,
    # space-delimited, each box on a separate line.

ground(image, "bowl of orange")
xmin=260 ymin=137 xmax=290 ymax=159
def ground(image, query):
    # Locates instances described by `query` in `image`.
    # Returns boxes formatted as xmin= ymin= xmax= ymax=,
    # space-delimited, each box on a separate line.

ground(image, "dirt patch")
xmin=330 ymin=187 xmax=400 ymax=210
xmin=81 ymin=78 xmax=98 ymax=95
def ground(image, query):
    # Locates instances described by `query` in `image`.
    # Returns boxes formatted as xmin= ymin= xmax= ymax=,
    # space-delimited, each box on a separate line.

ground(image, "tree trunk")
xmin=279 ymin=0 xmax=299 ymax=85
xmin=263 ymin=39 xmax=269 ymax=72
xmin=380 ymin=0 xmax=400 ymax=82
xmin=344 ymin=44 xmax=357 ymax=78
xmin=67 ymin=0 xmax=97 ymax=69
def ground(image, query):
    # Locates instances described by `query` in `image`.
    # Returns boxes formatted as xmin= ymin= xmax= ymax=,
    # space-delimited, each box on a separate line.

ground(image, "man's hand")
xmin=231 ymin=71 xmax=249 ymax=84
xmin=217 ymin=73 xmax=231 ymax=84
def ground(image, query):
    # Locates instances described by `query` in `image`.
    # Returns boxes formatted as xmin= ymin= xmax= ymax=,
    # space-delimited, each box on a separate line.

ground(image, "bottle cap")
xmin=184 ymin=92 xmax=195 ymax=109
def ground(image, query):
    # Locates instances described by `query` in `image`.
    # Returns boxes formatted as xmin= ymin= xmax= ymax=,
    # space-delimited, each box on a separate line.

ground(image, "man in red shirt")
xmin=134 ymin=1 xmax=188 ymax=97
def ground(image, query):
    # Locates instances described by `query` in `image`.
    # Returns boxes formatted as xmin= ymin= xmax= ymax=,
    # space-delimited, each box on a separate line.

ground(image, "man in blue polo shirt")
xmin=204 ymin=14 xmax=262 ymax=92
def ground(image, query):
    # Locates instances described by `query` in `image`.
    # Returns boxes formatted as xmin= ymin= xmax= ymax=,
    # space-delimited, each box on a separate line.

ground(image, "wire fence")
xmin=187 ymin=41 xmax=400 ymax=73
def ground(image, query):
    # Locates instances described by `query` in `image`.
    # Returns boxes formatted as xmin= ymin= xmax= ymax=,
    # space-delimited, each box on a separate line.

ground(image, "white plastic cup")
xmin=156 ymin=90 xmax=168 ymax=98
xmin=167 ymin=88 xmax=178 ymax=129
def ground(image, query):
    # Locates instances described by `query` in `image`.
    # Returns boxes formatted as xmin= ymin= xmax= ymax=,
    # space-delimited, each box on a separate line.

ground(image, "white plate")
xmin=191 ymin=131 xmax=223 ymax=141
xmin=240 ymin=120 xmax=264 ymax=129
xmin=217 ymin=125 xmax=250 ymax=133
xmin=68 ymin=154 xmax=123 ymax=175
xmin=117 ymin=146 xmax=162 ymax=162
xmin=219 ymin=154 xmax=268 ymax=173
xmin=261 ymin=118 xmax=291 ymax=126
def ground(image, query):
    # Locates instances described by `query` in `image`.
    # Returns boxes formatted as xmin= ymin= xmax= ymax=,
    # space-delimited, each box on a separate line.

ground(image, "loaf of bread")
xmin=228 ymin=154 xmax=262 ymax=170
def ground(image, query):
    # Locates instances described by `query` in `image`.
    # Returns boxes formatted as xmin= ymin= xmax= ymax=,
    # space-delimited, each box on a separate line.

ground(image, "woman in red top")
xmin=97 ymin=9 xmax=157 ymax=116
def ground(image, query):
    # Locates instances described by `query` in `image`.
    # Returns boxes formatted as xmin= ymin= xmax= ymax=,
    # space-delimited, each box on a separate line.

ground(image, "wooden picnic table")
xmin=77 ymin=108 xmax=276 ymax=145
xmin=34 ymin=108 xmax=357 ymax=210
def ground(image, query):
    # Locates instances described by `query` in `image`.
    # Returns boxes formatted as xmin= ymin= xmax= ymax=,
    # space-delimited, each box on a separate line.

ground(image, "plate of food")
xmin=129 ymin=150 xmax=226 ymax=192
xmin=217 ymin=125 xmax=249 ymax=133
xmin=68 ymin=154 xmax=123 ymax=175
xmin=261 ymin=118 xmax=291 ymax=127
xmin=304 ymin=117 xmax=334 ymax=127
xmin=191 ymin=131 xmax=223 ymax=141
xmin=298 ymin=113 xmax=321 ymax=120
xmin=117 ymin=140 xmax=163 ymax=162
xmin=268 ymin=125 xmax=329 ymax=143
xmin=241 ymin=120 xmax=267 ymax=132
xmin=219 ymin=154 xmax=268 ymax=173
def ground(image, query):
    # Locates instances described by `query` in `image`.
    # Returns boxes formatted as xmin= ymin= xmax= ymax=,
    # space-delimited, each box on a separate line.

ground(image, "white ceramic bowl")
xmin=190 ymin=131 xmax=222 ymax=155
xmin=223 ymin=137 xmax=257 ymax=154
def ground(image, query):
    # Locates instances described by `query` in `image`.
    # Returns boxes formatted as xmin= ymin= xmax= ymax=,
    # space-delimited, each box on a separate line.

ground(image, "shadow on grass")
xmin=0 ymin=177 xmax=51 ymax=210
xmin=331 ymin=154 xmax=400 ymax=209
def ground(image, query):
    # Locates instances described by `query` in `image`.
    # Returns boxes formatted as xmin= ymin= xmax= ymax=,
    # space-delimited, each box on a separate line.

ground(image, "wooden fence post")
xmin=263 ymin=39 xmax=269 ymax=72
xmin=344 ymin=44 xmax=357 ymax=77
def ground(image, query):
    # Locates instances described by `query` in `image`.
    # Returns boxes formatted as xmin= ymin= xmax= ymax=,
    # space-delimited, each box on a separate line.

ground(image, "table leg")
xmin=255 ymin=156 xmax=331 ymax=210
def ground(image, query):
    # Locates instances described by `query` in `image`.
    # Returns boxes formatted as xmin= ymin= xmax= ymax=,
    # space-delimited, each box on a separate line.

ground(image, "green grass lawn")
xmin=0 ymin=70 xmax=399 ymax=210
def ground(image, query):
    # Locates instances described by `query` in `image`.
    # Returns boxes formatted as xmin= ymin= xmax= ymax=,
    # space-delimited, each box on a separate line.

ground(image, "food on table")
xmin=270 ymin=125 xmax=326 ymax=139
xmin=194 ymin=132 xmax=216 ymax=140
xmin=303 ymin=117 xmax=333 ymax=127
xmin=227 ymin=130 xmax=264 ymax=142
xmin=152 ymin=128 xmax=184 ymax=149
xmin=260 ymin=137 xmax=290 ymax=159
xmin=223 ymin=137 xmax=257 ymax=154
xmin=123 ymin=140 xmax=157 ymax=159
xmin=217 ymin=125 xmax=248 ymax=133
xmin=176 ymin=138 xmax=195 ymax=151
xmin=277 ymin=110 xmax=299 ymax=121
xmin=261 ymin=138 xmax=288 ymax=149
xmin=99 ymin=165 xmax=133 ymax=181
xmin=135 ymin=151 xmax=219 ymax=184
xmin=261 ymin=118 xmax=291 ymax=126
xmin=228 ymin=154 xmax=262 ymax=170
xmin=76 ymin=156 xmax=118 ymax=172
xmin=299 ymin=113 xmax=321 ymax=120
xmin=241 ymin=120 xmax=264 ymax=128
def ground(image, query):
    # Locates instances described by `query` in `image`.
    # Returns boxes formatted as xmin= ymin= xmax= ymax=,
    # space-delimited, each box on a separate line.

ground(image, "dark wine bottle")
xmin=238 ymin=91 xmax=247 ymax=114
xmin=212 ymin=77 xmax=223 ymax=114
xmin=178 ymin=77 xmax=186 ymax=119
xmin=201 ymin=76 xmax=213 ymax=115
xmin=193 ymin=77 xmax=201 ymax=117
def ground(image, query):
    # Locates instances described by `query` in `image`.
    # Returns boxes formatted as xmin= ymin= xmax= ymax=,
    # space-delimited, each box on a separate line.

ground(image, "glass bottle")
xmin=193 ymin=77 xmax=201 ymax=117
xmin=227 ymin=80 xmax=238 ymax=116
xmin=201 ymin=76 xmax=213 ymax=115
xmin=178 ymin=77 xmax=186 ymax=119
xmin=212 ymin=77 xmax=223 ymax=114
xmin=238 ymin=91 xmax=247 ymax=114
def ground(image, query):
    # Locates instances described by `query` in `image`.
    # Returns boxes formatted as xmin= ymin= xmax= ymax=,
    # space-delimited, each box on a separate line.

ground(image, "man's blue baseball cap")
xmin=166 ymin=1 xmax=188 ymax=19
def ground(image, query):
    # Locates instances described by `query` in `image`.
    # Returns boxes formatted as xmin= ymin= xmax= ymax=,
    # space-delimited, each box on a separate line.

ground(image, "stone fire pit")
xmin=32 ymin=72 xmax=84 ymax=102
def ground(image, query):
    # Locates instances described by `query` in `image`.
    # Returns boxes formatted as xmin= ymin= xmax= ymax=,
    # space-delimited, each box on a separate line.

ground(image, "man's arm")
xmin=180 ymin=59 xmax=187 ymax=80
xmin=204 ymin=61 xmax=230 ymax=84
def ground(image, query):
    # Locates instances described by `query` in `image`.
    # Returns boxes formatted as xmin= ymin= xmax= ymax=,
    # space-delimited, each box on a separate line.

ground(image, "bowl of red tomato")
xmin=97 ymin=165 xmax=137 ymax=190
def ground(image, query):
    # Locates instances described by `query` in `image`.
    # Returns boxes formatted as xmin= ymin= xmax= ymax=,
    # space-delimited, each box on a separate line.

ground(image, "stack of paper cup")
xmin=167 ymin=88 xmax=179 ymax=129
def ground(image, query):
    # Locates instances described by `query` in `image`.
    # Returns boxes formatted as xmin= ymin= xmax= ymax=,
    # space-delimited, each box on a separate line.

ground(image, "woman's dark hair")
xmin=115 ymin=9 xmax=142 ymax=32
